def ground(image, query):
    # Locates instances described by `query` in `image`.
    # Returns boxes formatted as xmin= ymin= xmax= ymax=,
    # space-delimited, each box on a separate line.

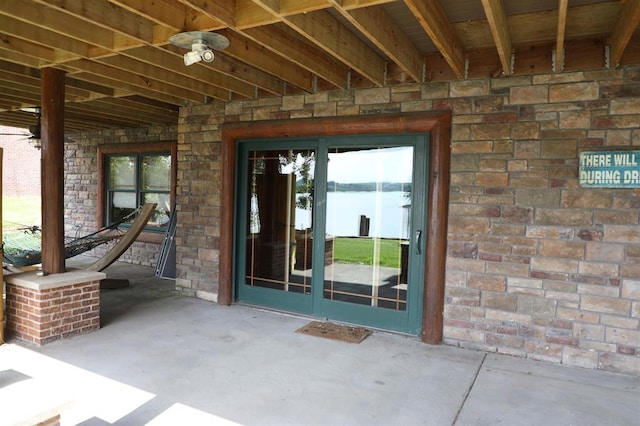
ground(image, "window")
xmin=98 ymin=142 xmax=176 ymax=238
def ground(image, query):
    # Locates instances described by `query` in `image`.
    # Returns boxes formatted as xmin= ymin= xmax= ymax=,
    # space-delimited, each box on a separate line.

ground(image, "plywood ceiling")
xmin=0 ymin=0 xmax=638 ymax=132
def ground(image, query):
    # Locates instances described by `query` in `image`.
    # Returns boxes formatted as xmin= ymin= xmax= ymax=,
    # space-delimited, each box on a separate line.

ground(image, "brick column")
xmin=4 ymin=270 xmax=106 ymax=345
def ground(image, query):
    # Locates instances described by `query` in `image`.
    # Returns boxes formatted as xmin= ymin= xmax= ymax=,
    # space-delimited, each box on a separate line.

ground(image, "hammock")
xmin=2 ymin=206 xmax=146 ymax=267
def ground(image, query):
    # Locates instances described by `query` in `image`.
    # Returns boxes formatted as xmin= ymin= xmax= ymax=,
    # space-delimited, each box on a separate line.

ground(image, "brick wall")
xmin=64 ymin=126 xmax=177 ymax=266
xmin=174 ymin=66 xmax=640 ymax=375
xmin=0 ymin=126 xmax=41 ymax=197
xmin=5 ymin=281 xmax=100 ymax=345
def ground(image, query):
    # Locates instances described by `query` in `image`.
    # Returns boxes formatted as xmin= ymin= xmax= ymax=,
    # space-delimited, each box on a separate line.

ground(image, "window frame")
xmin=97 ymin=142 xmax=177 ymax=244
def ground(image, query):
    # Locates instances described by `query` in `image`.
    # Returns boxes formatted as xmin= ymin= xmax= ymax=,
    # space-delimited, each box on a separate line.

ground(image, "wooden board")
xmin=85 ymin=203 xmax=156 ymax=272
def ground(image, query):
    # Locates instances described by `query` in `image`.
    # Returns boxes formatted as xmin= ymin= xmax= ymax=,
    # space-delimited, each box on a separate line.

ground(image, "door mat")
xmin=295 ymin=321 xmax=372 ymax=344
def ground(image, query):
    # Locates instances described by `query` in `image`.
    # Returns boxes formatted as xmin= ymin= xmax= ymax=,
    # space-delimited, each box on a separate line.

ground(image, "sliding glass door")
xmin=236 ymin=135 xmax=428 ymax=334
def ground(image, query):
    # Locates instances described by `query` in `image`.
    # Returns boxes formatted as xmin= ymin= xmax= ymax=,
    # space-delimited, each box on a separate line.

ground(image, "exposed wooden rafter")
xmin=555 ymin=0 xmax=568 ymax=72
xmin=0 ymin=0 xmax=639 ymax=131
xmin=481 ymin=0 xmax=512 ymax=76
xmin=404 ymin=0 xmax=466 ymax=79
xmin=609 ymin=0 xmax=640 ymax=67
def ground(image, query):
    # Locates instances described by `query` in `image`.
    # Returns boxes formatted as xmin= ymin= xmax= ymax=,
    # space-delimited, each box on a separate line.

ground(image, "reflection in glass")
xmin=109 ymin=156 xmax=135 ymax=189
xmin=324 ymin=146 xmax=413 ymax=311
xmin=245 ymin=149 xmax=315 ymax=293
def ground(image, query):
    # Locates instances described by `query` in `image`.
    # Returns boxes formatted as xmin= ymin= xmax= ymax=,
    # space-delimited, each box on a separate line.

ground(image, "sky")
xmin=327 ymin=146 xmax=414 ymax=183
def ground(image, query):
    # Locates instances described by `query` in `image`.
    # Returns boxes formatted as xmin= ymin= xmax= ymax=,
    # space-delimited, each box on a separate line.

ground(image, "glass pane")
xmin=245 ymin=149 xmax=315 ymax=294
xmin=141 ymin=155 xmax=171 ymax=191
xmin=110 ymin=191 xmax=137 ymax=224
xmin=143 ymin=192 xmax=171 ymax=227
xmin=324 ymin=146 xmax=413 ymax=311
xmin=109 ymin=156 xmax=136 ymax=189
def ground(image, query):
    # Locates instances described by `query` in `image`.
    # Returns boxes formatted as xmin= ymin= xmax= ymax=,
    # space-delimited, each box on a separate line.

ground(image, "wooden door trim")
xmin=220 ymin=112 xmax=451 ymax=344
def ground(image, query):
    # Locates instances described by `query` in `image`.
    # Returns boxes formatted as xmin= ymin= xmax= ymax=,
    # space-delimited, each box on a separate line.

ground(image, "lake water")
xmin=296 ymin=191 xmax=410 ymax=239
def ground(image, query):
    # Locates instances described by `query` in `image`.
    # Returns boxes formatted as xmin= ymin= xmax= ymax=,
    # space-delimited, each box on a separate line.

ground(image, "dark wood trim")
xmin=221 ymin=112 xmax=451 ymax=343
xmin=96 ymin=141 xmax=177 ymax=236
xmin=41 ymin=68 xmax=66 ymax=275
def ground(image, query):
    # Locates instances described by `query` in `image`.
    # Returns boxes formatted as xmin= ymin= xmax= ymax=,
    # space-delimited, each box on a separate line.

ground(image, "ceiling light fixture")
xmin=169 ymin=31 xmax=229 ymax=66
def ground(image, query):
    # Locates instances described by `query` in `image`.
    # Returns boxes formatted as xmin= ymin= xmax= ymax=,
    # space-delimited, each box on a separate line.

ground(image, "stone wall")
xmin=175 ymin=66 xmax=640 ymax=375
xmin=64 ymin=126 xmax=177 ymax=266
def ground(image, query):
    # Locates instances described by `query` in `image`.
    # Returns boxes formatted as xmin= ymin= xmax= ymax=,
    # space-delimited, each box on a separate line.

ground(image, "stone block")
xmin=581 ymin=295 xmax=631 ymax=315
xmin=610 ymin=98 xmax=640 ymax=115
xmin=468 ymin=273 xmax=506 ymax=291
xmin=471 ymin=123 xmax=511 ymax=140
xmin=517 ymin=295 xmax=557 ymax=316
xmin=515 ymin=188 xmax=560 ymax=207
xmin=450 ymin=79 xmax=490 ymax=97
xmin=562 ymin=346 xmax=599 ymax=369
xmin=483 ymin=292 xmax=518 ymax=311
xmin=585 ymin=243 xmax=625 ymax=262
xmin=599 ymin=352 xmax=640 ymax=375
xmin=476 ymin=172 xmax=508 ymax=186
xmin=603 ymin=225 xmax=640 ymax=243
xmin=539 ymin=240 xmax=585 ymax=259
xmin=535 ymin=208 xmax=593 ymax=226
xmin=452 ymin=141 xmax=493 ymax=154
xmin=510 ymin=85 xmax=548 ymax=104
xmin=549 ymin=82 xmax=599 ymax=102
xmin=578 ymin=261 xmax=619 ymax=277
xmin=355 ymin=87 xmax=390 ymax=104
xmin=541 ymin=139 xmax=577 ymax=158
xmin=524 ymin=340 xmax=563 ymax=363
xmin=531 ymin=257 xmax=579 ymax=274
xmin=606 ymin=327 xmax=640 ymax=347
xmin=511 ymin=122 xmax=540 ymax=139
xmin=562 ymin=190 xmax=612 ymax=208
xmin=559 ymin=110 xmax=591 ymax=129
xmin=501 ymin=205 xmax=534 ymax=223
xmin=621 ymin=280 xmax=640 ymax=300
xmin=593 ymin=115 xmax=640 ymax=129
xmin=514 ymin=140 xmax=541 ymax=158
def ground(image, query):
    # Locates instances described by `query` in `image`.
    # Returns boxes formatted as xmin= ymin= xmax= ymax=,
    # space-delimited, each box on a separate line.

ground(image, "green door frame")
xmin=221 ymin=112 xmax=451 ymax=344
xmin=235 ymin=135 xmax=428 ymax=334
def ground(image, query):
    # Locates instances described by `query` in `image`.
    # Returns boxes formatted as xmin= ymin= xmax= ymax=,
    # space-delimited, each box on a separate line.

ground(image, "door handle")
xmin=415 ymin=230 xmax=422 ymax=255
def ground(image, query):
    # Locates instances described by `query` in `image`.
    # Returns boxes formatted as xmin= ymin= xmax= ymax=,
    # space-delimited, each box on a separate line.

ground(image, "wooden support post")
xmin=41 ymin=68 xmax=66 ymax=275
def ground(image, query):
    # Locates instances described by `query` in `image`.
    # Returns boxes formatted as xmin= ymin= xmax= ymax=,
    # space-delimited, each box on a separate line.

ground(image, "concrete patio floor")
xmin=1 ymin=255 xmax=639 ymax=425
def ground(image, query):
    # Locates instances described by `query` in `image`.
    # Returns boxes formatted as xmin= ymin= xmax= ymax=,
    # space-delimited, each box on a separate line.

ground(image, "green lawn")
xmin=333 ymin=236 xmax=404 ymax=268
xmin=2 ymin=196 xmax=41 ymax=229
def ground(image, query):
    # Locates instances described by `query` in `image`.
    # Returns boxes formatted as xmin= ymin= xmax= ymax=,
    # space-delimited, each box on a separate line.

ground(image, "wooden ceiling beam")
xmin=481 ymin=0 xmax=512 ymax=76
xmin=609 ymin=0 xmax=640 ymax=67
xmin=404 ymin=0 xmax=466 ymax=79
xmin=237 ymin=25 xmax=347 ymax=90
xmin=330 ymin=1 xmax=423 ymax=82
xmin=285 ymin=9 xmax=386 ymax=86
xmin=0 ymin=34 xmax=55 ymax=62
xmin=0 ymin=0 xmax=114 ymax=50
xmin=179 ymin=0 xmax=349 ymax=90
xmin=114 ymin=45 xmax=257 ymax=98
xmin=152 ymin=43 xmax=283 ymax=96
xmin=70 ymin=72 xmax=189 ymax=106
xmin=109 ymin=0 xmax=223 ymax=32
xmin=66 ymin=59 xmax=204 ymax=103
xmin=555 ymin=0 xmax=568 ymax=72
xmin=96 ymin=54 xmax=233 ymax=100
xmin=0 ymin=16 xmax=90 ymax=58
xmin=33 ymin=0 xmax=154 ymax=44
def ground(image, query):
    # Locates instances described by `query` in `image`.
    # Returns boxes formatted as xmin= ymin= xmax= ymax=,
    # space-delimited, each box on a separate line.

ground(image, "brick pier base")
xmin=4 ymin=270 xmax=106 ymax=345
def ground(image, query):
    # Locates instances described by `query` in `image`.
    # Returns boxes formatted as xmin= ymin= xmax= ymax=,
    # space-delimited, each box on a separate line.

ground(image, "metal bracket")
xmin=552 ymin=49 xmax=565 ymax=73
xmin=605 ymin=45 xmax=611 ymax=69
xmin=464 ymin=57 xmax=469 ymax=80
